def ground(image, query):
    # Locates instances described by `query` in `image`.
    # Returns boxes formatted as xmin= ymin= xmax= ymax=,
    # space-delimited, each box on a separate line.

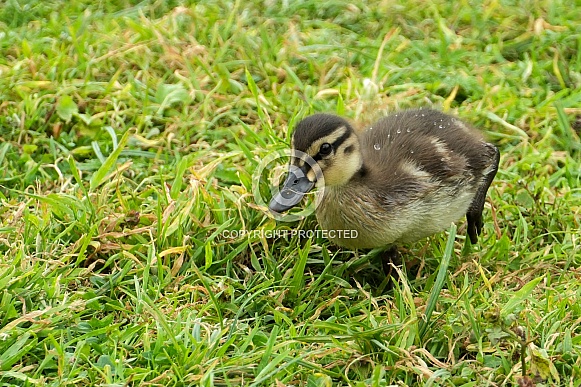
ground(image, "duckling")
xmin=269 ymin=108 xmax=500 ymax=249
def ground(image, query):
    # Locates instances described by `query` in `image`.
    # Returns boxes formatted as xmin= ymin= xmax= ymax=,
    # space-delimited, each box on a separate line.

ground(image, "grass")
xmin=1 ymin=0 xmax=580 ymax=385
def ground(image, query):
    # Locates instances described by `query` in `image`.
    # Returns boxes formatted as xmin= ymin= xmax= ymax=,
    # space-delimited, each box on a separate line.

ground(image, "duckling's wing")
xmin=466 ymin=143 xmax=500 ymax=244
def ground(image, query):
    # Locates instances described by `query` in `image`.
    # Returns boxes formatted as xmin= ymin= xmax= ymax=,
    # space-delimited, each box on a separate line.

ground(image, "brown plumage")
xmin=269 ymin=108 xmax=500 ymax=249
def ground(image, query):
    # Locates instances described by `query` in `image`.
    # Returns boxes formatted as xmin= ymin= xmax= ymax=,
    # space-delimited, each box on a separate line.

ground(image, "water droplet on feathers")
xmin=374 ymin=144 xmax=381 ymax=150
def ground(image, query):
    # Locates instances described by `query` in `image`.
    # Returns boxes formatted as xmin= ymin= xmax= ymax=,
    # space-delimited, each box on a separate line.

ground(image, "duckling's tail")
xmin=466 ymin=143 xmax=500 ymax=244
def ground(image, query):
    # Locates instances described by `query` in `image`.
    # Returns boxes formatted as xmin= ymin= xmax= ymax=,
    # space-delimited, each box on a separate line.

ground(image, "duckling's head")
xmin=269 ymin=114 xmax=362 ymax=213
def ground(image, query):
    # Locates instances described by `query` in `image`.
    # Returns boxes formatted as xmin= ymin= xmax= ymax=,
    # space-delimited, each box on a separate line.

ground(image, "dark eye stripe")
xmin=331 ymin=131 xmax=351 ymax=150
xmin=325 ymin=132 xmax=350 ymax=157
xmin=313 ymin=131 xmax=351 ymax=160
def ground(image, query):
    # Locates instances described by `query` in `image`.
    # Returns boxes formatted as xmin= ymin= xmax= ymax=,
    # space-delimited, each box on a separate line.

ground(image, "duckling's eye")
xmin=319 ymin=143 xmax=333 ymax=156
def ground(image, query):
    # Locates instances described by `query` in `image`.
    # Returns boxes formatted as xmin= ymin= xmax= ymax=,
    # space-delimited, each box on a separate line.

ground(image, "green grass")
xmin=1 ymin=0 xmax=580 ymax=385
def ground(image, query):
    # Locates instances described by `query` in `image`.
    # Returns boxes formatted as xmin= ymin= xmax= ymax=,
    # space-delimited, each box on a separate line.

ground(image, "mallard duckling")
xmin=269 ymin=108 xmax=500 ymax=249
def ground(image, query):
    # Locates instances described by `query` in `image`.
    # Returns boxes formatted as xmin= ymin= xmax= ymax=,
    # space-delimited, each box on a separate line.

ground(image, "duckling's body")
xmin=270 ymin=109 xmax=500 ymax=249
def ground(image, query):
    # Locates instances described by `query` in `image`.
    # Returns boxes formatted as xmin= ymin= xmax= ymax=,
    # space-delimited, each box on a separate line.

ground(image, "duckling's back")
xmin=359 ymin=109 xmax=491 ymax=183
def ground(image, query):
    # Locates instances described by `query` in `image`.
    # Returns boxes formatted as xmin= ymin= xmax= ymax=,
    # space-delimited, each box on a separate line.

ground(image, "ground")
xmin=0 ymin=0 xmax=580 ymax=386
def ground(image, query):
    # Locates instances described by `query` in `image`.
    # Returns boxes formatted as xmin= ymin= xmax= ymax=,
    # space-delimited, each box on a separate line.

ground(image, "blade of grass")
xmin=89 ymin=129 xmax=133 ymax=191
xmin=256 ymin=325 xmax=279 ymax=375
xmin=0 ymin=332 xmax=36 ymax=371
xmin=555 ymin=102 xmax=581 ymax=152
xmin=420 ymin=223 xmax=456 ymax=338
xmin=500 ymin=277 xmax=542 ymax=319
xmin=288 ymin=239 xmax=311 ymax=301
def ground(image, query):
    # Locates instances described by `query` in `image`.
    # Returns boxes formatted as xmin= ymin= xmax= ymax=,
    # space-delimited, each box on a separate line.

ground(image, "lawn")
xmin=1 ymin=0 xmax=580 ymax=386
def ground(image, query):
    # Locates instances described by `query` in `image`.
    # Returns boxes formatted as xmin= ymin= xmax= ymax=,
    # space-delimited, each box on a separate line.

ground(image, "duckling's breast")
xmin=315 ymin=185 xmax=407 ymax=249
xmin=316 ymin=179 xmax=477 ymax=249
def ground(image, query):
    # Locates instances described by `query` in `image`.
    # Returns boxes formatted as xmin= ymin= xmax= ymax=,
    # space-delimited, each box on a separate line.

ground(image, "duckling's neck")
xmin=354 ymin=163 xmax=368 ymax=180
